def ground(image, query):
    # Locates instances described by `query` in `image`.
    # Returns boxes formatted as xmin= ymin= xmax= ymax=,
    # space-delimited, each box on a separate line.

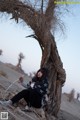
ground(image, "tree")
xmin=76 ymin=93 xmax=80 ymax=100
xmin=0 ymin=0 xmax=66 ymax=118
xmin=68 ymin=89 xmax=75 ymax=102
xmin=0 ymin=49 xmax=3 ymax=56
xmin=16 ymin=52 xmax=25 ymax=68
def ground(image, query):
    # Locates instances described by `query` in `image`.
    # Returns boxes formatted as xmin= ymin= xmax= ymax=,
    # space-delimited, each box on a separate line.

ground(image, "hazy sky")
xmin=0 ymin=4 xmax=80 ymax=94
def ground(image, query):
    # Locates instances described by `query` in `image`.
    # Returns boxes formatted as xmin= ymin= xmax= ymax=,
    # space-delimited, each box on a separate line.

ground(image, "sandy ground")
xmin=60 ymin=94 xmax=80 ymax=119
xmin=57 ymin=110 xmax=80 ymax=120
xmin=0 ymin=61 xmax=80 ymax=120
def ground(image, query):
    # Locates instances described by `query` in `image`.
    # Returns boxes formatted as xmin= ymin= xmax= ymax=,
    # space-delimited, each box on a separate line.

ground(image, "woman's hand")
xmin=30 ymin=82 xmax=35 ymax=88
xmin=18 ymin=76 xmax=24 ymax=83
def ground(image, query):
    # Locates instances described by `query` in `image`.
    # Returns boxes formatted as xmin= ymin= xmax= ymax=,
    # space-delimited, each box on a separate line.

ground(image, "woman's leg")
xmin=11 ymin=89 xmax=42 ymax=108
xmin=11 ymin=89 xmax=30 ymax=104
xmin=29 ymin=90 xmax=42 ymax=108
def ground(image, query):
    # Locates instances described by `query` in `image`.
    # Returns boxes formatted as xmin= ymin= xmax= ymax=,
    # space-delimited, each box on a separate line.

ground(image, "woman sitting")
xmin=0 ymin=68 xmax=48 ymax=110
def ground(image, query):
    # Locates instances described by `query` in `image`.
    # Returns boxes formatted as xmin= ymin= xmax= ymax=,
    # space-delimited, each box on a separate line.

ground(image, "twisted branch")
xmin=0 ymin=0 xmax=40 ymax=30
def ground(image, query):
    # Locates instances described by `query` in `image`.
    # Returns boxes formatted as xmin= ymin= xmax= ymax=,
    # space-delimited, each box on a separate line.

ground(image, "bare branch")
xmin=0 ymin=0 xmax=39 ymax=30
xmin=45 ymin=0 xmax=56 ymax=28
xmin=26 ymin=34 xmax=35 ymax=38
xmin=26 ymin=34 xmax=44 ymax=52
xmin=41 ymin=0 xmax=43 ymax=14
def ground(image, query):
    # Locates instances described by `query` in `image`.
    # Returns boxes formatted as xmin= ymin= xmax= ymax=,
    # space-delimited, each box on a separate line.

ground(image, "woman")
xmin=0 ymin=68 xmax=48 ymax=109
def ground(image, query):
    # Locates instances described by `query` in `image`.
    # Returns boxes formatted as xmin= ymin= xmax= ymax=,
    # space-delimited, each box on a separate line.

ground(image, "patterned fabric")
xmin=32 ymin=77 xmax=48 ymax=96
xmin=22 ymin=77 xmax=48 ymax=96
xmin=21 ymin=76 xmax=49 ymax=107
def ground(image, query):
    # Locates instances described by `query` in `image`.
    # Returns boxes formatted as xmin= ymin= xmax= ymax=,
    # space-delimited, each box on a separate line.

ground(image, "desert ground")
xmin=0 ymin=61 xmax=80 ymax=120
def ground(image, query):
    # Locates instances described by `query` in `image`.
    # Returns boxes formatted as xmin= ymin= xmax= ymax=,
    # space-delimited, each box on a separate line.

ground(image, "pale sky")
xmin=0 ymin=4 xmax=80 ymax=94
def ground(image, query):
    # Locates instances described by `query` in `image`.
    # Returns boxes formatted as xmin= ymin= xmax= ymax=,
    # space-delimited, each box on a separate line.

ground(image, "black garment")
xmin=31 ymin=77 xmax=48 ymax=96
xmin=11 ymin=74 xmax=48 ymax=108
xmin=11 ymin=88 xmax=42 ymax=108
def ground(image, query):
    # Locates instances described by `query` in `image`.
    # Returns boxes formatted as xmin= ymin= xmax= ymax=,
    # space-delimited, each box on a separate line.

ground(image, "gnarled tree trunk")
xmin=35 ymin=30 xmax=66 ymax=117
xmin=0 ymin=0 xmax=66 ymax=118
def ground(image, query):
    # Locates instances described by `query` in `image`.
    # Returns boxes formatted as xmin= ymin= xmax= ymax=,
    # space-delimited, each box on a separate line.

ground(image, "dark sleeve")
xmin=32 ymin=77 xmax=37 ymax=82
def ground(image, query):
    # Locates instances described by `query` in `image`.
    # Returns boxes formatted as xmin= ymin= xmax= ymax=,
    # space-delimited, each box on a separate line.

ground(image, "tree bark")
xmin=39 ymin=32 xmax=66 ymax=116
xmin=0 ymin=0 xmax=66 ymax=118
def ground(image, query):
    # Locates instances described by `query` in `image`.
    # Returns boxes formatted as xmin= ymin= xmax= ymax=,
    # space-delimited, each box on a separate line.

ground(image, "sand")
xmin=0 ymin=61 xmax=80 ymax=120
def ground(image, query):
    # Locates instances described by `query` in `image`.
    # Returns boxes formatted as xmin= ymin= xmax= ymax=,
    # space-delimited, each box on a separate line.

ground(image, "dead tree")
xmin=0 ymin=0 xmax=66 ymax=118
xmin=16 ymin=52 xmax=25 ymax=68
xmin=68 ymin=89 xmax=75 ymax=102
xmin=77 ymin=93 xmax=80 ymax=100
xmin=0 ymin=49 xmax=3 ymax=56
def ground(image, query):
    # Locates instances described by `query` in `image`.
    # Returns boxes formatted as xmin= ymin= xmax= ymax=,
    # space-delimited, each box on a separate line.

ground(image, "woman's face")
xmin=37 ymin=71 xmax=43 ymax=78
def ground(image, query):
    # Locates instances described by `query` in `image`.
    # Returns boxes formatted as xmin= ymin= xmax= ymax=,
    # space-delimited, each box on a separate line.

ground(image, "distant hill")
xmin=5 ymin=63 xmax=28 ymax=75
